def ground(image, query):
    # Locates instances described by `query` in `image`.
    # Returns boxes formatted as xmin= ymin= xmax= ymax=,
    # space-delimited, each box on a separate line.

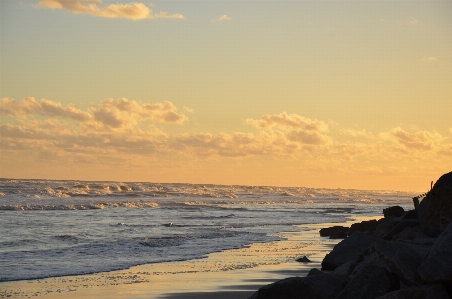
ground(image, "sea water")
xmin=0 ymin=179 xmax=416 ymax=282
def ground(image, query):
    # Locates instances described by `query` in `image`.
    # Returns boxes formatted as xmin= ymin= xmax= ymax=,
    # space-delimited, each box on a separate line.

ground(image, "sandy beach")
xmin=0 ymin=216 xmax=381 ymax=299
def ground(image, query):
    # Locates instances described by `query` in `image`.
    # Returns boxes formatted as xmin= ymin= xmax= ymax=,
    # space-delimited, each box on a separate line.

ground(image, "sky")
xmin=1 ymin=0 xmax=451 ymax=192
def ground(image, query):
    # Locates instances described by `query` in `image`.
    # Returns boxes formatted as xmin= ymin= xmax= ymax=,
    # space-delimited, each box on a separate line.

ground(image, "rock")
xmin=321 ymin=231 xmax=376 ymax=271
xmin=348 ymin=220 xmax=378 ymax=235
xmin=307 ymin=268 xmax=323 ymax=276
xmin=329 ymin=230 xmax=348 ymax=239
xmin=334 ymin=261 xmax=357 ymax=276
xmin=351 ymin=252 xmax=390 ymax=276
xmin=335 ymin=264 xmax=399 ymax=299
xmin=381 ymin=220 xmax=420 ymax=241
xmin=391 ymin=226 xmax=431 ymax=241
xmin=383 ymin=206 xmax=405 ymax=218
xmin=376 ymin=218 xmax=394 ymax=234
xmin=248 ymin=273 xmax=350 ymax=299
xmin=373 ymin=239 xmax=423 ymax=286
xmin=418 ymin=222 xmax=452 ymax=283
xmin=401 ymin=209 xmax=418 ymax=221
xmin=375 ymin=284 xmax=450 ymax=299
xmin=418 ymin=171 xmax=452 ymax=230
xmin=319 ymin=226 xmax=349 ymax=237
xmin=296 ymin=256 xmax=311 ymax=263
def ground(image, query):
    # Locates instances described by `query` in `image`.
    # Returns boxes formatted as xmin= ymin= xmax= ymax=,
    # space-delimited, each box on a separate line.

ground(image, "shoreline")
xmin=1 ymin=215 xmax=381 ymax=299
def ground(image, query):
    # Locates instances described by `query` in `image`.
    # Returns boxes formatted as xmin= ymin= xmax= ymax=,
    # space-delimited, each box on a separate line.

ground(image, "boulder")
xmin=247 ymin=273 xmax=350 ymax=299
xmin=418 ymin=222 xmax=452 ymax=283
xmin=335 ymin=264 xmax=399 ymax=299
xmin=351 ymin=252 xmax=390 ymax=276
xmin=391 ymin=226 xmax=431 ymax=241
xmin=381 ymin=220 xmax=420 ymax=241
xmin=401 ymin=209 xmax=418 ymax=221
xmin=334 ymin=261 xmax=357 ymax=276
xmin=329 ymin=230 xmax=348 ymax=239
xmin=418 ymin=171 xmax=452 ymax=230
xmin=383 ymin=206 xmax=405 ymax=218
xmin=296 ymin=256 xmax=311 ymax=263
xmin=373 ymin=239 xmax=423 ymax=286
xmin=319 ymin=226 xmax=349 ymax=237
xmin=321 ymin=231 xmax=376 ymax=271
xmin=376 ymin=218 xmax=394 ymax=235
xmin=375 ymin=284 xmax=450 ymax=299
xmin=307 ymin=268 xmax=323 ymax=276
xmin=348 ymin=220 xmax=378 ymax=235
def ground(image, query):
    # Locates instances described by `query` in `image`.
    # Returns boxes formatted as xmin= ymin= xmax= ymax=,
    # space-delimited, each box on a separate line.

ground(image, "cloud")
xmin=410 ymin=17 xmax=419 ymax=25
xmin=37 ymin=0 xmax=184 ymax=20
xmin=245 ymin=112 xmax=328 ymax=132
xmin=0 ymin=97 xmax=92 ymax=122
xmin=389 ymin=127 xmax=445 ymax=150
xmin=286 ymin=130 xmax=331 ymax=145
xmin=421 ymin=57 xmax=438 ymax=61
xmin=339 ymin=128 xmax=374 ymax=139
xmin=211 ymin=14 xmax=231 ymax=23
xmin=0 ymin=97 xmax=188 ymax=130
xmin=183 ymin=106 xmax=194 ymax=113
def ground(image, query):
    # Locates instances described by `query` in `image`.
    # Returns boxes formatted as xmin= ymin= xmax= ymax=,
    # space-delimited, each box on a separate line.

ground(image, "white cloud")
xmin=389 ymin=127 xmax=445 ymax=150
xmin=37 ymin=0 xmax=184 ymax=20
xmin=245 ymin=112 xmax=328 ymax=132
xmin=410 ymin=17 xmax=419 ymax=25
xmin=211 ymin=14 xmax=231 ymax=23
xmin=421 ymin=57 xmax=438 ymax=61
xmin=0 ymin=97 xmax=188 ymax=131
xmin=339 ymin=128 xmax=374 ymax=139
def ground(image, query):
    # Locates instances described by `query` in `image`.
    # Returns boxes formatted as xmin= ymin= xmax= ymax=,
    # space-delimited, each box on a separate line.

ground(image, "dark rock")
xmin=373 ymin=239 xmax=423 ymax=286
xmin=401 ymin=209 xmax=418 ymax=221
xmin=418 ymin=222 xmax=452 ymax=283
xmin=375 ymin=284 xmax=450 ymax=299
xmin=335 ymin=264 xmax=399 ymax=299
xmin=391 ymin=226 xmax=431 ymax=241
xmin=248 ymin=273 xmax=350 ymax=299
xmin=329 ymin=230 xmax=348 ymax=239
xmin=381 ymin=220 xmax=420 ymax=241
xmin=384 ymin=206 xmax=405 ymax=218
xmin=307 ymin=268 xmax=323 ymax=276
xmin=400 ymin=242 xmax=434 ymax=260
xmin=296 ymin=256 xmax=311 ymax=263
xmin=348 ymin=220 xmax=378 ymax=235
xmin=351 ymin=252 xmax=390 ymax=276
xmin=321 ymin=231 xmax=376 ymax=271
xmin=418 ymin=171 xmax=452 ymax=230
xmin=376 ymin=218 xmax=394 ymax=234
xmin=334 ymin=261 xmax=357 ymax=276
xmin=319 ymin=226 xmax=349 ymax=237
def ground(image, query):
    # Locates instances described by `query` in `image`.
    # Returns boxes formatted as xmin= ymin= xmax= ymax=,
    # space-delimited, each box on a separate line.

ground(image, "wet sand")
xmin=0 ymin=216 xmax=381 ymax=299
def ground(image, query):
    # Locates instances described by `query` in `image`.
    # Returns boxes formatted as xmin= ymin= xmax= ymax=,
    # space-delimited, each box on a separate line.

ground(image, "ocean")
xmin=0 ymin=179 xmax=416 ymax=282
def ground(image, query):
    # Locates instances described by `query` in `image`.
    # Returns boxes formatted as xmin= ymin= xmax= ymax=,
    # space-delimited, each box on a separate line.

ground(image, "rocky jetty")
xmin=249 ymin=172 xmax=452 ymax=299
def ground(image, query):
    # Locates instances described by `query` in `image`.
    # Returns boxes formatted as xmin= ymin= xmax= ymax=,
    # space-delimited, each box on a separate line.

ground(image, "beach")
xmin=0 ymin=216 xmax=380 ymax=299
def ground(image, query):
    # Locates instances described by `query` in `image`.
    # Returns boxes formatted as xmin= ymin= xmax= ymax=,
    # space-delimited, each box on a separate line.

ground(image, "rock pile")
xmin=249 ymin=172 xmax=452 ymax=299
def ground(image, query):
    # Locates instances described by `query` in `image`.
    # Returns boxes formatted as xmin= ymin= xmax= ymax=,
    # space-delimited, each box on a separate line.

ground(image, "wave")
xmin=0 ymin=201 xmax=159 ymax=210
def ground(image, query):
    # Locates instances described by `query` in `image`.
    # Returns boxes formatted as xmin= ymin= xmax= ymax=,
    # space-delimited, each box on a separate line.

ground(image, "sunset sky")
xmin=1 ymin=0 xmax=451 ymax=192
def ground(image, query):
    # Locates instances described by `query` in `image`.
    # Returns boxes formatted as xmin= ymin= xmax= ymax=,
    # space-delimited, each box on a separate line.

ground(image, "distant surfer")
xmin=163 ymin=222 xmax=173 ymax=227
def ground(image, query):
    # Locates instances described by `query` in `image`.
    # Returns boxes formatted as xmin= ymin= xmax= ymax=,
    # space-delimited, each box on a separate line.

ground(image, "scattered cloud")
xmin=339 ymin=128 xmax=374 ymax=139
xmin=37 ymin=0 xmax=184 ymax=20
xmin=421 ymin=57 xmax=438 ymax=62
xmin=0 ymin=97 xmax=188 ymax=131
xmin=183 ymin=106 xmax=194 ymax=113
xmin=389 ymin=127 xmax=445 ymax=150
xmin=211 ymin=14 xmax=231 ymax=23
xmin=409 ymin=17 xmax=419 ymax=25
xmin=2 ymin=100 xmax=451 ymax=185
xmin=245 ymin=112 xmax=328 ymax=132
